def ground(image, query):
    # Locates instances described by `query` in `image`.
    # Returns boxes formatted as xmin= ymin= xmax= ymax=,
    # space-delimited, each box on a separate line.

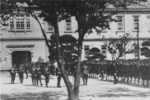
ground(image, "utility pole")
xmin=137 ymin=19 xmax=140 ymax=60
xmin=123 ymin=9 xmax=126 ymax=60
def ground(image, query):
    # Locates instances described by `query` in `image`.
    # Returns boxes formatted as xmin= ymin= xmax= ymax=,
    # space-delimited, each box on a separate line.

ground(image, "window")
xmin=65 ymin=17 xmax=71 ymax=32
xmin=84 ymin=45 xmax=90 ymax=58
xmin=117 ymin=16 xmax=124 ymax=31
xmin=133 ymin=16 xmax=139 ymax=31
xmin=45 ymin=22 xmax=54 ymax=33
xmin=9 ymin=14 xmax=31 ymax=31
xmin=26 ymin=19 xmax=30 ymax=29
xmin=10 ymin=18 xmax=14 ymax=30
xmin=101 ymin=45 xmax=107 ymax=56
xmin=16 ymin=18 xmax=24 ymax=29
xmin=48 ymin=23 xmax=54 ymax=32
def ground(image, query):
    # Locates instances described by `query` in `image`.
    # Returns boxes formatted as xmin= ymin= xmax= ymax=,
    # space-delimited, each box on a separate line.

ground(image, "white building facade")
xmin=1 ymin=4 xmax=150 ymax=70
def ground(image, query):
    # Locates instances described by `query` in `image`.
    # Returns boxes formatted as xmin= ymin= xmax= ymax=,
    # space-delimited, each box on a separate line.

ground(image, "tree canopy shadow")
xmin=1 ymin=92 xmax=68 ymax=100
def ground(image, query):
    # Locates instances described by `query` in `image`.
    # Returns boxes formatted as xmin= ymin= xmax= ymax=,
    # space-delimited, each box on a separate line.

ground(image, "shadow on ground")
xmin=1 ymin=91 xmax=68 ymax=100
xmin=2 ymin=87 xmax=150 ymax=100
xmin=82 ymin=87 xmax=150 ymax=98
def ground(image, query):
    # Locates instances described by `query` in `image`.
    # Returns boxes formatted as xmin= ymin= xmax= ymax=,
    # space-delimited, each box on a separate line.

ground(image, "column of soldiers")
xmin=10 ymin=62 xmax=62 ymax=88
xmin=86 ymin=60 xmax=150 ymax=87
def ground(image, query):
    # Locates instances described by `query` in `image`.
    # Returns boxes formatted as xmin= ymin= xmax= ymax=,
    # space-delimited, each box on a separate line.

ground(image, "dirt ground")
xmin=1 ymin=71 xmax=150 ymax=100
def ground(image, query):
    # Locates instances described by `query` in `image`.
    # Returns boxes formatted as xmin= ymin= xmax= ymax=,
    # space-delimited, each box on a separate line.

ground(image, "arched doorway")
xmin=12 ymin=51 xmax=31 ymax=66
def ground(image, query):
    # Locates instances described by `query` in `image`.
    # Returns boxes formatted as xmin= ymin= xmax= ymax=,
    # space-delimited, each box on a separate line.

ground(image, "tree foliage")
xmin=105 ymin=34 xmax=130 ymax=60
xmin=50 ymin=34 xmax=78 ymax=73
xmin=1 ymin=0 xmax=147 ymax=100
xmin=141 ymin=40 xmax=150 ymax=58
xmin=87 ymin=47 xmax=105 ymax=61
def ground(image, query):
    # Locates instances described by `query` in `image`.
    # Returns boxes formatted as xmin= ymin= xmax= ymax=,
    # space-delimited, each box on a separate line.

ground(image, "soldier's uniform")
xmin=145 ymin=62 xmax=149 ymax=87
xmin=29 ymin=65 xmax=36 ymax=85
xmin=44 ymin=65 xmax=51 ymax=87
xmin=10 ymin=65 xmax=17 ymax=84
xmin=132 ymin=62 xmax=139 ymax=84
xmin=116 ymin=62 xmax=121 ymax=82
xmin=140 ymin=62 xmax=146 ymax=86
xmin=99 ymin=64 xmax=104 ymax=80
xmin=18 ymin=64 xmax=25 ymax=83
xmin=120 ymin=61 xmax=124 ymax=82
xmin=147 ymin=62 xmax=150 ymax=87
xmin=24 ymin=63 xmax=30 ymax=79
xmin=56 ymin=68 xmax=62 ymax=87
xmin=35 ymin=65 xmax=43 ymax=86
xmin=112 ymin=63 xmax=118 ymax=84
xmin=82 ymin=66 xmax=89 ymax=85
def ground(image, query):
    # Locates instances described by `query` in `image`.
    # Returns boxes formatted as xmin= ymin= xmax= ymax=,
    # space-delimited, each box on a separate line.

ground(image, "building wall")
xmin=0 ymin=13 xmax=49 ymax=70
xmin=0 ymin=40 xmax=47 ymax=70
xmin=1 ymin=6 xmax=150 ymax=70
xmin=82 ymin=10 xmax=150 ymax=61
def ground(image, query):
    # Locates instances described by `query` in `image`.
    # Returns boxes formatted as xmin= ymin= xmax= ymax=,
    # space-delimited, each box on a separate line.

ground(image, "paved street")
xmin=0 ymin=71 xmax=150 ymax=100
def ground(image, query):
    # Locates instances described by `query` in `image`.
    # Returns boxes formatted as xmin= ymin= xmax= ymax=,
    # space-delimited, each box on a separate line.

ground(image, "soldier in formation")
xmin=86 ymin=60 xmax=150 ymax=87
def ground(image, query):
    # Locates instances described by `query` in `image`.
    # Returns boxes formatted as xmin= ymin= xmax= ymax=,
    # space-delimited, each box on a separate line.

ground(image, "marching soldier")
xmin=18 ymin=64 xmax=25 ymax=83
xmin=56 ymin=68 xmax=62 ymax=88
xmin=24 ymin=63 xmax=30 ymax=79
xmin=35 ymin=65 xmax=43 ymax=86
xmin=54 ymin=61 xmax=62 ymax=88
xmin=10 ymin=64 xmax=17 ymax=84
xmin=44 ymin=65 xmax=51 ymax=87
xmin=29 ymin=65 xmax=36 ymax=85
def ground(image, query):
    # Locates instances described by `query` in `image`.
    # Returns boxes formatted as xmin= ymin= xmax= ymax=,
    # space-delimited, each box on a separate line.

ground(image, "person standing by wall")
xmin=10 ymin=64 xmax=17 ymax=84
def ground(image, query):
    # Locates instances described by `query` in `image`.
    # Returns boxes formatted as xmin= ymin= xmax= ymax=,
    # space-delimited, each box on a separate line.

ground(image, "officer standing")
xmin=18 ymin=64 xmax=25 ymax=83
xmin=29 ymin=65 xmax=36 ymax=85
xmin=24 ymin=63 xmax=30 ymax=79
xmin=10 ymin=64 xmax=17 ymax=84
xmin=56 ymin=67 xmax=62 ymax=88
xmin=44 ymin=65 xmax=51 ymax=87
xmin=82 ymin=65 xmax=89 ymax=85
xmin=35 ymin=64 xmax=43 ymax=86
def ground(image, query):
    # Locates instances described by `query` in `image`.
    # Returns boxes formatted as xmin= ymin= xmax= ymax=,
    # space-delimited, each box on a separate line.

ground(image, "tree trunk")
xmin=53 ymin=15 xmax=80 ymax=100
xmin=32 ymin=10 xmax=80 ymax=100
xmin=32 ymin=11 xmax=52 ymax=54
xmin=68 ymin=93 xmax=79 ymax=100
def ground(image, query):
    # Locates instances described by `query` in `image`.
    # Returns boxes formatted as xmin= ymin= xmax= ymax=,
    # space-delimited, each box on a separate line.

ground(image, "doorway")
xmin=12 ymin=51 xmax=31 ymax=67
